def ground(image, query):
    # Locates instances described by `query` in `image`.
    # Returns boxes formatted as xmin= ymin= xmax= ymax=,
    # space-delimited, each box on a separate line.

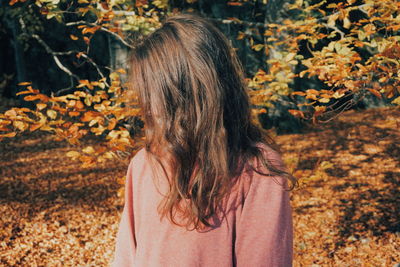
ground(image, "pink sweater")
xmin=111 ymin=144 xmax=293 ymax=267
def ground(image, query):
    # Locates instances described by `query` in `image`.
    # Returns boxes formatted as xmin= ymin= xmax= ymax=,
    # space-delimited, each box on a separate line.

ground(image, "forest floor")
xmin=0 ymin=105 xmax=399 ymax=266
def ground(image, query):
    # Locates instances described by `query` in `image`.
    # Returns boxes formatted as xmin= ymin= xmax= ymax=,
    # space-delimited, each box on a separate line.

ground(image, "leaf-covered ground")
xmin=0 ymin=106 xmax=399 ymax=266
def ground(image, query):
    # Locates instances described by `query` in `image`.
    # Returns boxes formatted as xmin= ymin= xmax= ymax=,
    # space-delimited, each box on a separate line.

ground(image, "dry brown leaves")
xmin=0 ymin=105 xmax=399 ymax=266
xmin=280 ymin=106 xmax=400 ymax=266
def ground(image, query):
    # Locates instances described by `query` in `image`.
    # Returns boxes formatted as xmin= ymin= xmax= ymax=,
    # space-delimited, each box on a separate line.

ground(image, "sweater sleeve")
xmin=111 ymin=157 xmax=137 ymax=267
xmin=234 ymin=151 xmax=293 ymax=267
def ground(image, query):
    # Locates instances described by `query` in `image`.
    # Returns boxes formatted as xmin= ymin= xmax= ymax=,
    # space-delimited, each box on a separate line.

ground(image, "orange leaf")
xmin=18 ymin=81 xmax=32 ymax=86
xmin=288 ymin=109 xmax=305 ymax=119
xmin=16 ymin=90 xmax=32 ymax=96
xmin=368 ymin=89 xmax=382 ymax=99
xmin=75 ymin=101 xmax=85 ymax=109
xmin=69 ymin=111 xmax=81 ymax=117
xmin=291 ymin=91 xmax=306 ymax=96
xmin=0 ymin=132 xmax=17 ymax=138
xmin=81 ymin=111 xmax=102 ymax=122
xmin=116 ymin=68 xmax=127 ymax=74
xmin=63 ymin=122 xmax=73 ymax=128
xmin=70 ymin=34 xmax=79 ymax=40
xmin=4 ymin=109 xmax=17 ymax=117
xmin=30 ymin=123 xmax=43 ymax=132
xmin=306 ymin=89 xmax=319 ymax=95
xmin=79 ymin=155 xmax=96 ymax=165
xmin=37 ymin=94 xmax=50 ymax=102
xmin=107 ymin=118 xmax=117 ymax=130
xmin=83 ymin=36 xmax=90 ymax=45
xmin=67 ymin=100 xmax=77 ymax=108
xmin=82 ymin=26 xmax=100 ymax=35
xmin=24 ymin=95 xmax=41 ymax=101
xmin=9 ymin=0 xmax=19 ymax=6
xmin=314 ymin=106 xmax=326 ymax=117
xmin=101 ymin=2 xmax=110 ymax=10
xmin=52 ymin=105 xmax=67 ymax=115
xmin=227 ymin=1 xmax=243 ymax=6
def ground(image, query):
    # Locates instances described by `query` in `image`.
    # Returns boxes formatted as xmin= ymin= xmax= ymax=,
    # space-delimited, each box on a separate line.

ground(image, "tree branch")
xmin=79 ymin=53 xmax=109 ymax=86
xmin=31 ymin=34 xmax=81 ymax=81
xmin=28 ymin=35 xmax=110 ymax=88
xmin=65 ymin=21 xmax=134 ymax=49
xmin=321 ymin=23 xmax=345 ymax=39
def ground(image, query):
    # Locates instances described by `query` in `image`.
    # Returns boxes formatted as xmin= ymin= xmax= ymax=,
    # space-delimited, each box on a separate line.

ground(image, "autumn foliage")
xmin=0 ymin=0 xmax=399 ymax=166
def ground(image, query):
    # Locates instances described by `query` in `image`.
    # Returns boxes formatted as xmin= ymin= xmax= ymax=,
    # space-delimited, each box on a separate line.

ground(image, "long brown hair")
xmin=128 ymin=12 xmax=298 ymax=231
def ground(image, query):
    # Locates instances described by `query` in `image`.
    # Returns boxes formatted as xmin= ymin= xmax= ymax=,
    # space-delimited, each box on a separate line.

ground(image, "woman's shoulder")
xmin=239 ymin=142 xmax=289 ymax=193
xmin=127 ymin=147 xmax=148 ymax=169
xmin=252 ymin=142 xmax=286 ymax=172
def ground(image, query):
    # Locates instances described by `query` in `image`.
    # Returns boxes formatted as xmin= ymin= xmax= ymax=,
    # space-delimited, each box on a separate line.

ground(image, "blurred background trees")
xmin=0 ymin=0 xmax=399 ymax=165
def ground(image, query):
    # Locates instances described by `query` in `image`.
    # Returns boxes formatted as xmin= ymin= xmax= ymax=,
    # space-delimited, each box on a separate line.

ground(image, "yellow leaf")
xmin=84 ymin=95 xmax=92 ymax=106
xmin=82 ymin=146 xmax=95 ymax=154
xmin=109 ymin=72 xmax=119 ymax=81
xmin=318 ymin=98 xmax=330 ymax=103
xmin=343 ymin=17 xmax=351 ymax=29
xmin=285 ymin=52 xmax=296 ymax=62
xmin=104 ymin=152 xmax=115 ymax=159
xmin=108 ymin=130 xmax=119 ymax=139
xmin=391 ymin=96 xmax=400 ymax=105
xmin=332 ymin=91 xmax=345 ymax=99
xmin=66 ymin=151 xmax=81 ymax=158
xmin=13 ymin=121 xmax=26 ymax=131
xmin=320 ymin=161 xmax=334 ymax=170
xmin=327 ymin=13 xmax=339 ymax=28
xmin=5 ymin=109 xmax=18 ymax=117
xmin=36 ymin=103 xmax=47 ymax=110
xmin=252 ymin=44 xmax=264 ymax=51
xmin=88 ymin=119 xmax=98 ymax=127
xmin=46 ymin=109 xmax=57 ymax=119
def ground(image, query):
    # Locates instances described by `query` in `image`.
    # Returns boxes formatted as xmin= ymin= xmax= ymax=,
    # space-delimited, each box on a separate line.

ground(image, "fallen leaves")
xmin=280 ymin=106 xmax=400 ymax=266
xmin=0 ymin=106 xmax=399 ymax=266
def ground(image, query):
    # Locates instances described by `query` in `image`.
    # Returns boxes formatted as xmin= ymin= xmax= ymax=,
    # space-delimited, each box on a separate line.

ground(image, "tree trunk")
xmin=4 ymin=17 xmax=26 ymax=98
xmin=108 ymin=34 xmax=129 ymax=82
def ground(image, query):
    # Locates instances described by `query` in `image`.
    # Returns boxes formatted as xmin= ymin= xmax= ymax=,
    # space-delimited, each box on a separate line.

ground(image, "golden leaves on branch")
xmin=235 ymin=0 xmax=400 ymax=124
xmin=0 ymin=73 xmax=141 ymax=165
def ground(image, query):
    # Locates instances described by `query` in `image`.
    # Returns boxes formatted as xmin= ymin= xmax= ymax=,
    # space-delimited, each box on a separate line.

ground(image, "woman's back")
xmin=112 ymin=143 xmax=293 ymax=267
xmin=112 ymin=11 xmax=295 ymax=266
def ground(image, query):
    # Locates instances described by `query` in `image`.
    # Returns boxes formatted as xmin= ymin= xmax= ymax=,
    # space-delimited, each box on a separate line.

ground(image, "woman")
xmin=112 ymin=12 xmax=297 ymax=267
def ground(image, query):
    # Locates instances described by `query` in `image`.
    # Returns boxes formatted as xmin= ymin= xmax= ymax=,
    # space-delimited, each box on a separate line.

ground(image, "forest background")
xmin=0 ymin=0 xmax=399 ymax=266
